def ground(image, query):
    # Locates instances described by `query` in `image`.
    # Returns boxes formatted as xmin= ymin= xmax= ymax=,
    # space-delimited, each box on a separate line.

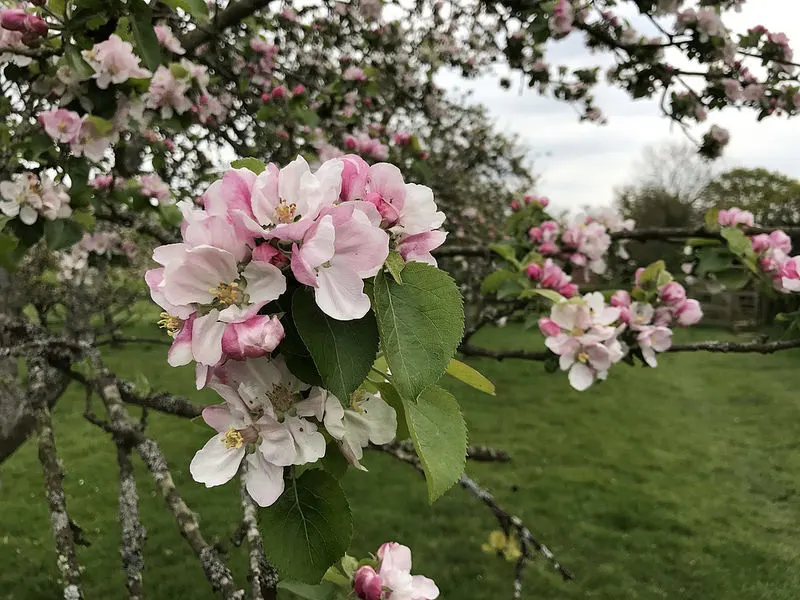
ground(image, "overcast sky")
xmin=437 ymin=1 xmax=800 ymax=214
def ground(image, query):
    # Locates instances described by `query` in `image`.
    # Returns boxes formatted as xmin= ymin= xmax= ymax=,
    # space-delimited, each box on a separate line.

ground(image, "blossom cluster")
xmin=146 ymin=154 xmax=446 ymax=387
xmin=56 ymin=231 xmax=136 ymax=283
xmin=0 ymin=5 xmax=47 ymax=56
xmin=33 ymin=32 xmax=230 ymax=164
xmin=538 ymin=270 xmax=703 ymax=391
xmin=190 ymin=356 xmax=397 ymax=506
xmin=716 ymin=207 xmax=800 ymax=293
xmin=353 ymin=542 xmax=439 ymax=600
xmin=0 ymin=171 xmax=71 ymax=225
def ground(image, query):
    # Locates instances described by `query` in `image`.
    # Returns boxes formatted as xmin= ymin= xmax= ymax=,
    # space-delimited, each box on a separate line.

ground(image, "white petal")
xmin=314 ymin=264 xmax=370 ymax=321
xmin=189 ymin=435 xmax=244 ymax=487
xmin=568 ymin=363 xmax=594 ymax=391
xmin=244 ymin=452 xmax=285 ymax=507
xmin=191 ymin=311 xmax=225 ymax=366
xmin=242 ymin=260 xmax=287 ymax=306
xmin=285 ymin=417 xmax=326 ymax=464
xmin=258 ymin=420 xmax=298 ymax=467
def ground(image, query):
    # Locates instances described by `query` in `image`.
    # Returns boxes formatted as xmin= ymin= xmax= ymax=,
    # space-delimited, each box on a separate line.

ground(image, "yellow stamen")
xmin=221 ymin=427 xmax=244 ymax=449
xmin=157 ymin=312 xmax=182 ymax=335
xmin=569 ymin=327 xmax=583 ymax=337
xmin=275 ymin=200 xmax=297 ymax=224
xmin=577 ymin=351 xmax=589 ymax=364
xmin=266 ymin=384 xmax=295 ymax=413
xmin=349 ymin=390 xmax=367 ymax=414
xmin=211 ymin=281 xmax=242 ymax=307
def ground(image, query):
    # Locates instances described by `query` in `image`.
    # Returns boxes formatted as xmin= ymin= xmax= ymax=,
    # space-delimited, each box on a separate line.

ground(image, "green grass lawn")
xmin=2 ymin=322 xmax=800 ymax=600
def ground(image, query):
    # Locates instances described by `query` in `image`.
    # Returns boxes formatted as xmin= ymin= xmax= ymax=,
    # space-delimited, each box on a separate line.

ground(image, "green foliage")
xmin=373 ymin=263 xmax=464 ymax=401
xmin=480 ymin=269 xmax=519 ymax=294
xmin=519 ymin=288 xmax=565 ymax=303
xmin=260 ymin=470 xmax=352 ymax=584
xmin=44 ymin=219 xmax=84 ymax=251
xmin=130 ymin=0 xmax=162 ymax=71
xmin=402 ymin=386 xmax=467 ymax=502
xmin=488 ymin=244 xmax=519 ymax=267
xmin=720 ymin=227 xmax=758 ymax=273
xmin=384 ymin=250 xmax=405 ymax=284
xmin=445 ymin=359 xmax=495 ymax=396
xmin=292 ymin=289 xmax=379 ymax=403
xmin=230 ymin=158 xmax=267 ymax=174
xmin=163 ymin=0 xmax=209 ymax=20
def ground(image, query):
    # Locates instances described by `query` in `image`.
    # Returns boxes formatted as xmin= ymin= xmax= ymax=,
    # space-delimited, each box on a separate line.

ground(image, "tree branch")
xmin=117 ymin=443 xmax=146 ymax=600
xmin=90 ymin=370 xmax=243 ymax=599
xmin=374 ymin=442 xmax=574 ymax=590
xmin=182 ymin=0 xmax=274 ymax=52
xmin=239 ymin=467 xmax=278 ymax=600
xmin=30 ymin=359 xmax=84 ymax=599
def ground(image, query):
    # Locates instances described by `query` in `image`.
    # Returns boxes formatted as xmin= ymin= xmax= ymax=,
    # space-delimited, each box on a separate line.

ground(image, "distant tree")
xmin=699 ymin=168 xmax=800 ymax=229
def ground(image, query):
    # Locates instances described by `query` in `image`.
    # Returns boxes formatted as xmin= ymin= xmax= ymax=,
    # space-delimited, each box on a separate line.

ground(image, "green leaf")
xmin=686 ymin=237 xmax=721 ymax=248
xmin=489 ymin=243 xmax=519 ymax=266
xmin=519 ymin=288 xmax=565 ymax=304
xmin=231 ymin=157 xmax=266 ymax=174
xmin=48 ymin=0 xmax=66 ymax=16
xmin=278 ymin=581 xmax=337 ymax=600
xmin=320 ymin=442 xmax=350 ymax=479
xmin=27 ymin=133 xmax=55 ymax=161
xmin=636 ymin=260 xmax=666 ymax=290
xmin=373 ymin=262 xmax=464 ymax=401
xmin=292 ymin=288 xmax=378 ymax=402
xmin=0 ymin=233 xmax=19 ymax=270
xmin=44 ymin=219 xmax=84 ymax=251
xmin=696 ymin=248 xmax=733 ymax=275
xmin=715 ymin=268 xmax=751 ymax=290
xmin=0 ymin=215 xmax=11 ymax=233
xmin=159 ymin=204 xmax=182 ymax=226
xmin=64 ymin=46 xmax=94 ymax=79
xmin=402 ymin=386 xmax=467 ymax=502
xmin=280 ymin=311 xmax=324 ymax=387
xmin=374 ymin=383 xmax=409 ymax=440
xmin=384 ymin=250 xmax=405 ymax=284
xmin=704 ymin=208 xmax=720 ymax=232
xmin=261 ymin=470 xmax=352 ymax=584
xmin=445 ymin=359 xmax=495 ymax=395
xmin=721 ymin=227 xmax=752 ymax=256
xmin=130 ymin=0 xmax=162 ymax=72
xmin=85 ymin=115 xmax=115 ymax=137
xmin=480 ymin=269 xmax=518 ymax=294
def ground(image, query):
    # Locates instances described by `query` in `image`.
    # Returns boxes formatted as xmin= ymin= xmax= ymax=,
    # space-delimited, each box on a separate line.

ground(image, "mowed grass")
xmin=2 ymin=321 xmax=800 ymax=600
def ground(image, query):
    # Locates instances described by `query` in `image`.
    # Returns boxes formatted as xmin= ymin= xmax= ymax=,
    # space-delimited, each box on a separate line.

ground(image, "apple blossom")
xmin=39 ymin=109 xmax=82 ymax=144
xmin=674 ymin=299 xmax=703 ymax=326
xmin=155 ymin=25 xmax=185 ymax=55
xmin=374 ymin=542 xmax=440 ymax=600
xmin=82 ymin=34 xmax=151 ymax=89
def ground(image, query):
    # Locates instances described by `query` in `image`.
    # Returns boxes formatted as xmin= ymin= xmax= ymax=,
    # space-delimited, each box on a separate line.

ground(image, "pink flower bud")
xmin=559 ymin=283 xmax=578 ymax=298
xmin=538 ymin=317 xmax=560 ymax=337
xmin=365 ymin=191 xmax=400 ymax=227
xmin=653 ymin=306 xmax=673 ymax=327
xmin=344 ymin=135 xmax=357 ymax=150
xmin=354 ymin=566 xmax=382 ymax=600
xmin=0 ymin=9 xmax=27 ymax=31
xmin=570 ymin=253 xmax=587 ymax=266
xmin=510 ymin=200 xmax=520 ymax=211
xmin=538 ymin=196 xmax=550 ymax=208
xmin=523 ymin=194 xmax=534 ymax=204
xmin=271 ymin=86 xmax=286 ymax=100
xmin=538 ymin=241 xmax=558 ymax=255
xmin=24 ymin=14 xmax=48 ymax=35
xmin=253 ymin=243 xmax=289 ymax=268
xmin=221 ymin=315 xmax=285 ymax=360
xmin=525 ymin=263 xmax=542 ymax=280
xmin=528 ymin=227 xmax=542 ymax=243
xmin=618 ymin=306 xmax=632 ymax=324
xmin=260 ymin=92 xmax=270 ymax=102
xmin=750 ymin=234 xmax=770 ymax=253
xmin=674 ymin=299 xmax=702 ymax=326
xmin=610 ymin=290 xmax=631 ymax=308
xmin=658 ymin=281 xmax=686 ymax=305
xmin=292 ymin=84 xmax=306 ymax=95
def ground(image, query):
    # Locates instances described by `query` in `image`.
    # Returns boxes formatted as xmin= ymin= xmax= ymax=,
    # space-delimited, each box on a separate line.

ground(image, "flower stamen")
xmin=221 ymin=427 xmax=244 ymax=449
xmin=577 ymin=351 xmax=589 ymax=363
xmin=211 ymin=281 xmax=243 ymax=306
xmin=157 ymin=312 xmax=182 ymax=335
xmin=275 ymin=199 xmax=297 ymax=224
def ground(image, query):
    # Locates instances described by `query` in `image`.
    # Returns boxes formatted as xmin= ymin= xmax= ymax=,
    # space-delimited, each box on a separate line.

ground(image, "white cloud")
xmin=438 ymin=1 xmax=800 ymax=214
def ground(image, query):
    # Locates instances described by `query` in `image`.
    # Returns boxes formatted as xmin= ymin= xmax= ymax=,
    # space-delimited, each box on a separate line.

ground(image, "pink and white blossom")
xmin=38 ymin=108 xmax=82 ymax=143
xmin=82 ymin=34 xmax=151 ymax=89
xmin=155 ymin=25 xmax=185 ymax=55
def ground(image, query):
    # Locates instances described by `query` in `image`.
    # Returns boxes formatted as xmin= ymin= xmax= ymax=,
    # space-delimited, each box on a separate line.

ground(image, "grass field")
xmin=2 ymin=322 xmax=800 ymax=600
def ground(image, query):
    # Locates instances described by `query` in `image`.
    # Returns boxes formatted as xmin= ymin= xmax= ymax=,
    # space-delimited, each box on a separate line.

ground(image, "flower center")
xmin=275 ymin=199 xmax=297 ymax=224
xmin=577 ymin=351 xmax=589 ymax=364
xmin=266 ymin=384 xmax=296 ymax=415
xmin=157 ymin=312 xmax=183 ymax=335
xmin=211 ymin=281 xmax=242 ymax=306
xmin=569 ymin=327 xmax=583 ymax=337
xmin=221 ymin=427 xmax=244 ymax=449
xmin=349 ymin=390 xmax=367 ymax=414
xmin=633 ymin=315 xmax=645 ymax=324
